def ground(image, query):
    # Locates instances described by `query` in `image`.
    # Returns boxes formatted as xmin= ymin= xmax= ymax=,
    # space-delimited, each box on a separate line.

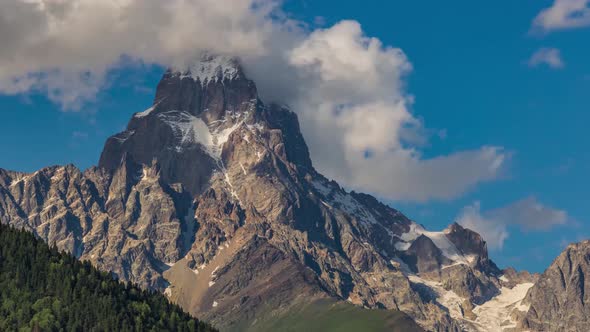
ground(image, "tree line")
xmin=0 ymin=223 xmax=216 ymax=332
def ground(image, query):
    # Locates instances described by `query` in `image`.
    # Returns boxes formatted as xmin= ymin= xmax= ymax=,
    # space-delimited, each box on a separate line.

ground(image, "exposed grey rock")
xmin=500 ymin=267 xmax=539 ymax=288
xmin=440 ymin=264 xmax=499 ymax=305
xmin=445 ymin=223 xmax=501 ymax=276
xmin=520 ymin=241 xmax=590 ymax=332
xmin=402 ymin=235 xmax=452 ymax=274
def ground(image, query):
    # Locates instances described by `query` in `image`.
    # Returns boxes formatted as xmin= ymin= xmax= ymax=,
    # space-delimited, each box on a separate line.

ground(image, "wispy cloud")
xmin=456 ymin=197 xmax=568 ymax=250
xmin=72 ymin=131 xmax=89 ymax=140
xmin=528 ymin=48 xmax=565 ymax=69
xmin=69 ymin=130 xmax=89 ymax=149
xmin=532 ymin=0 xmax=590 ymax=32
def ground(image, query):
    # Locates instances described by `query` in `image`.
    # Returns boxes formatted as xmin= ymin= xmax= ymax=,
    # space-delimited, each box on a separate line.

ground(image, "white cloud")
xmin=532 ymin=0 xmax=590 ymax=32
xmin=0 ymin=0 xmax=508 ymax=202
xmin=0 ymin=0 xmax=280 ymax=108
xmin=528 ymin=48 xmax=565 ymax=69
xmin=253 ymin=20 xmax=508 ymax=201
xmin=490 ymin=197 xmax=568 ymax=231
xmin=456 ymin=202 xmax=510 ymax=251
xmin=456 ymin=197 xmax=568 ymax=250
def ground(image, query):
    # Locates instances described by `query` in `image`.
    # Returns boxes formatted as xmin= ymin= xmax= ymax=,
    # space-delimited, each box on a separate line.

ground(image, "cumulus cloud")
xmin=528 ymin=48 xmax=565 ymax=69
xmin=0 ymin=0 xmax=508 ymax=202
xmin=0 ymin=0 xmax=283 ymax=108
xmin=456 ymin=198 xmax=568 ymax=250
xmin=532 ymin=0 xmax=590 ymax=32
xmin=456 ymin=202 xmax=510 ymax=251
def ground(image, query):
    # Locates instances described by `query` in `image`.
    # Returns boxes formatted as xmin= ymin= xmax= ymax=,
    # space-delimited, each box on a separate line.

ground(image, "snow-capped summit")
xmin=176 ymin=53 xmax=243 ymax=84
xmin=100 ymin=53 xmax=259 ymax=196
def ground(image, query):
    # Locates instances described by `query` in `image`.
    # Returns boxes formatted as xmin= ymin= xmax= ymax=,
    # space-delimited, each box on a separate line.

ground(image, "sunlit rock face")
xmin=520 ymin=241 xmax=590 ymax=332
xmin=1 ymin=55 xmax=558 ymax=332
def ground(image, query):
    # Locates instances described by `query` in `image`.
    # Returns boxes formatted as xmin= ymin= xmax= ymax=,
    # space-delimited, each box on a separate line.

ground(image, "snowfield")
xmin=471 ymin=282 xmax=533 ymax=331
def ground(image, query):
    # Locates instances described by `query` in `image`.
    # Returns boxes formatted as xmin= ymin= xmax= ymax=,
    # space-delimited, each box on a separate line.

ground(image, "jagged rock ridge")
xmin=518 ymin=241 xmax=590 ymax=332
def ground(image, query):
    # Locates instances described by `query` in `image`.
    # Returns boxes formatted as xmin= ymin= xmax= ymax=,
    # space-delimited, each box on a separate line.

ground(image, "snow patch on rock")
xmin=135 ymin=105 xmax=156 ymax=118
xmin=311 ymin=180 xmax=333 ymax=197
xmin=181 ymin=55 xmax=240 ymax=84
xmin=409 ymin=275 xmax=534 ymax=331
xmin=408 ymin=275 xmax=465 ymax=320
xmin=397 ymin=223 xmax=471 ymax=264
xmin=159 ymin=111 xmax=244 ymax=159
xmin=312 ymin=178 xmax=400 ymax=241
xmin=471 ymin=282 xmax=534 ymax=331
xmin=112 ymin=130 xmax=135 ymax=143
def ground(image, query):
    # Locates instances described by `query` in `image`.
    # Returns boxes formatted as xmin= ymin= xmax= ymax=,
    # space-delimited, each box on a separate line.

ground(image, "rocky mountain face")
xmin=0 ymin=54 xmax=575 ymax=332
xmin=518 ymin=241 xmax=590 ymax=332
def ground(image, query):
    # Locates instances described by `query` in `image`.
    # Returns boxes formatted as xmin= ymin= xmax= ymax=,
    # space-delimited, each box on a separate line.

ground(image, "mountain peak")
xmin=174 ymin=53 xmax=244 ymax=84
xmin=4 ymin=51 xmax=535 ymax=332
xmin=521 ymin=239 xmax=590 ymax=331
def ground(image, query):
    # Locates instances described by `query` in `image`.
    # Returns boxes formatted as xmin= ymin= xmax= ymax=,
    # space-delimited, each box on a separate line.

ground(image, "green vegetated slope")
xmin=242 ymin=299 xmax=425 ymax=332
xmin=0 ymin=223 xmax=216 ymax=332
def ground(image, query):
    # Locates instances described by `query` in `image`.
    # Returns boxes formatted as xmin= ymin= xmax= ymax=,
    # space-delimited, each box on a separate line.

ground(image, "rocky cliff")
xmin=519 ymin=241 xmax=590 ymax=332
xmin=0 ymin=55 xmax=563 ymax=332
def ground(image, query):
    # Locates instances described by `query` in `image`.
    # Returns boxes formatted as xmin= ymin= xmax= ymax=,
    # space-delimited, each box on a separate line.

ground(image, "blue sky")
xmin=1 ymin=0 xmax=589 ymax=272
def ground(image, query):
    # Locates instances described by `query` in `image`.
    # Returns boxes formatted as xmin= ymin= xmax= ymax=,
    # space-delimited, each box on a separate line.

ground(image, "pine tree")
xmin=0 ymin=224 xmax=216 ymax=332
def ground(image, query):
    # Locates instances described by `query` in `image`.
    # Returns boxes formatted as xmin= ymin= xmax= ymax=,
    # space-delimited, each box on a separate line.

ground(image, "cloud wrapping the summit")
xmin=0 ymin=0 xmax=508 ymax=202
xmin=0 ymin=0 xmax=281 ymax=108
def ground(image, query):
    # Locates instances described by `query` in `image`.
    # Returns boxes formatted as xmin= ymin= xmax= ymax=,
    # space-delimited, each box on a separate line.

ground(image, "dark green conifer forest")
xmin=0 ymin=223 xmax=216 ymax=332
